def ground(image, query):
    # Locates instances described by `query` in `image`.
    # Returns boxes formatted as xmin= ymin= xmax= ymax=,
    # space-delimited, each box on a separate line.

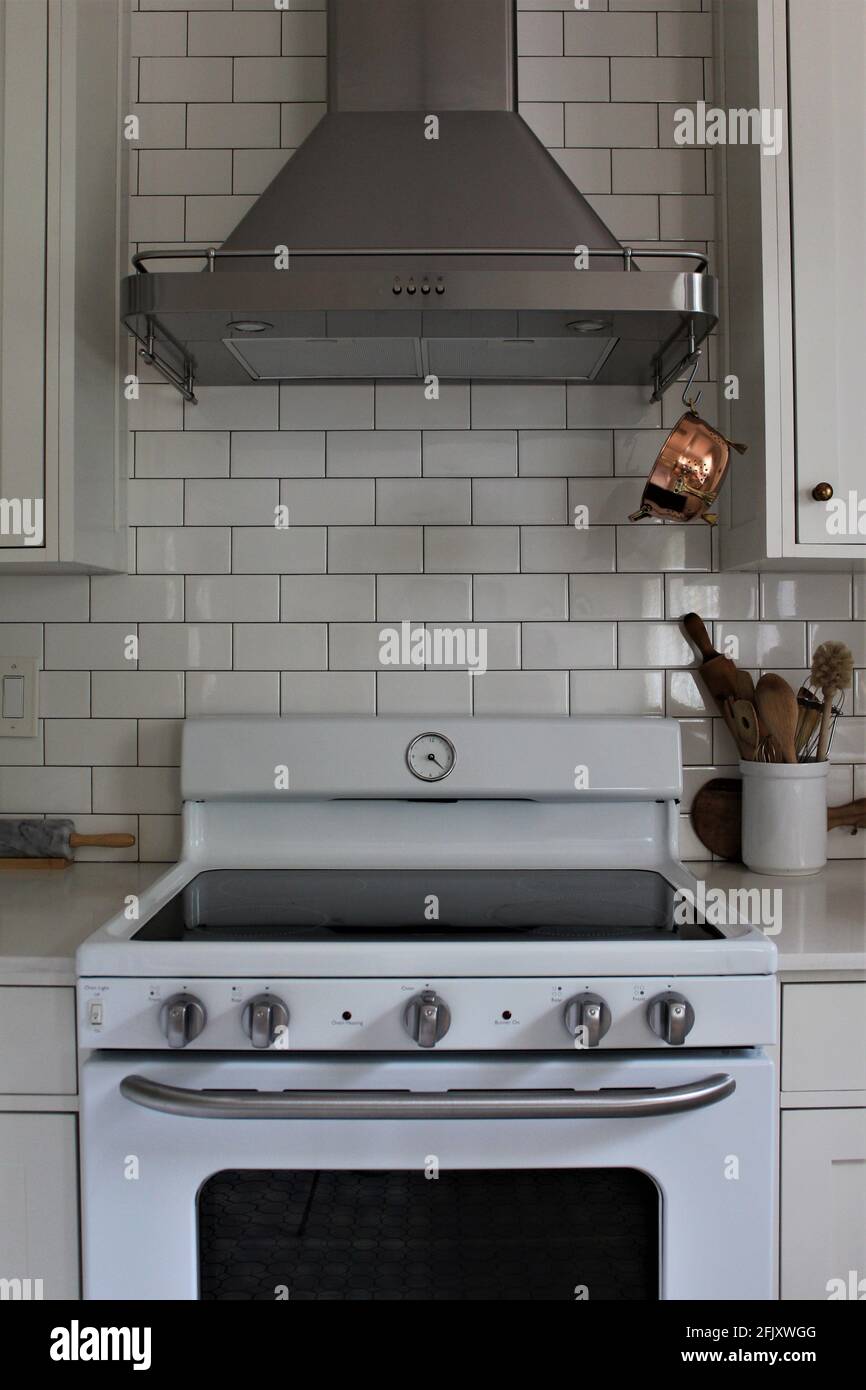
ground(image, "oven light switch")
xmin=88 ymin=1001 xmax=104 ymax=1027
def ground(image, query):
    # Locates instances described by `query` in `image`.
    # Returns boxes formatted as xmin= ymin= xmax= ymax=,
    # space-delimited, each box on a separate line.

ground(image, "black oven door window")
xmin=198 ymin=1169 xmax=659 ymax=1301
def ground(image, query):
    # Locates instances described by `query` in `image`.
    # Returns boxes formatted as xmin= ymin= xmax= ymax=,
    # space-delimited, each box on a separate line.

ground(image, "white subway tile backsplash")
xmin=233 ymin=56 xmax=327 ymax=102
xmin=281 ymin=672 xmax=375 ymax=715
xmin=187 ymin=11 xmax=280 ymax=56
xmin=45 ymin=721 xmax=137 ymax=767
xmin=232 ymin=527 xmax=326 ymax=574
xmin=618 ymin=622 xmax=695 ymax=669
xmin=571 ymin=670 xmax=665 ymax=715
xmin=760 ymin=574 xmax=852 ymax=621
xmin=187 ymin=103 xmax=280 ymax=149
xmin=92 ymin=672 xmax=184 ymax=719
xmin=93 ymin=766 xmax=180 ymax=815
xmin=185 ymin=387 xmax=278 ymax=432
xmin=137 ymin=527 xmax=231 ymax=574
xmin=377 ymin=576 xmax=472 ymax=622
xmin=425 ymin=528 xmax=520 ymax=574
xmin=377 ymin=480 xmax=470 ymax=526
xmin=377 ymin=672 xmax=473 ymax=716
xmin=136 ymin=432 xmax=230 ymax=478
xmin=424 ymin=432 xmax=517 ymax=478
xmin=473 ymin=671 xmax=569 ymax=716
xmin=12 ymin=6 xmax=858 ymax=847
xmin=328 ymin=527 xmax=422 ymax=574
xmin=475 ymin=480 xmax=567 ymax=525
xmin=281 ymin=575 xmax=374 ymax=622
xmin=282 ymin=385 xmax=374 ymax=431
xmin=138 ymin=623 xmax=232 ymax=670
xmin=45 ymin=625 xmax=133 ymax=671
xmin=564 ymin=13 xmax=657 ymax=56
xmin=565 ymin=103 xmax=658 ymax=149
xmin=233 ymin=431 xmax=325 ymax=478
xmin=521 ymin=527 xmax=615 ymax=573
xmin=91 ymin=576 xmax=183 ymax=622
xmin=471 ymin=385 xmax=566 ymax=431
xmin=523 ymin=622 xmax=616 ymax=670
xmin=376 ymin=384 xmax=470 ymax=432
xmin=38 ymin=672 xmax=91 ymax=719
xmin=186 ymin=671 xmax=280 ymax=715
xmin=139 ymin=57 xmax=232 ymax=102
xmin=474 ymin=576 xmax=568 ymax=621
xmin=0 ymin=576 xmax=88 ymax=622
xmin=277 ymin=479 xmax=373 ymax=525
xmin=187 ymin=575 xmax=279 ymax=622
xmin=185 ymin=479 xmax=279 ymax=525
xmin=569 ymin=574 xmax=663 ymax=619
xmin=234 ymin=622 xmax=327 ymax=670
xmin=666 ymin=574 xmax=759 ymax=621
xmin=328 ymin=431 xmax=420 ymax=477
xmin=519 ymin=430 xmax=612 ymax=477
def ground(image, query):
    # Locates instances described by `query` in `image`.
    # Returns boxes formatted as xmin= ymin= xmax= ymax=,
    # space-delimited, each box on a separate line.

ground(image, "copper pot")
xmin=629 ymin=410 xmax=747 ymax=526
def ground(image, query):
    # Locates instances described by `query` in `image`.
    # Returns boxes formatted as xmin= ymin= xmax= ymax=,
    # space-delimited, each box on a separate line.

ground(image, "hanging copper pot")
xmin=629 ymin=409 xmax=747 ymax=527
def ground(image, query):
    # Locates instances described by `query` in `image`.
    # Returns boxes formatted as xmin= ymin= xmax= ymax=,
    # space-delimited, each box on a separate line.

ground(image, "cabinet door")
xmin=781 ymin=1109 xmax=866 ymax=1300
xmin=0 ymin=1113 xmax=79 ymax=1298
xmin=789 ymin=0 xmax=866 ymax=544
xmin=0 ymin=0 xmax=48 ymax=550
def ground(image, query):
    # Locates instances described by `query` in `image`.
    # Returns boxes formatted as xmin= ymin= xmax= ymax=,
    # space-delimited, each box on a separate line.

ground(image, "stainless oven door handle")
xmin=119 ymin=1072 xmax=736 ymax=1119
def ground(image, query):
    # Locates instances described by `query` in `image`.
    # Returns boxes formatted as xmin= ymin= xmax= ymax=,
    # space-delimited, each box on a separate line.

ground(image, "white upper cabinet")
xmin=0 ymin=0 xmax=128 ymax=571
xmin=717 ymin=0 xmax=866 ymax=565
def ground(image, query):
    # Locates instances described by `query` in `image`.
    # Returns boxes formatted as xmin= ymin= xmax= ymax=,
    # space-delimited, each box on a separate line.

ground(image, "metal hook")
xmin=682 ymin=349 xmax=703 ymax=411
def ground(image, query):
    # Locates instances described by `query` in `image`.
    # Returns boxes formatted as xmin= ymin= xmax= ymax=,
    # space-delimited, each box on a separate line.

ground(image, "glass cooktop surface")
xmin=132 ymin=869 xmax=721 ymax=942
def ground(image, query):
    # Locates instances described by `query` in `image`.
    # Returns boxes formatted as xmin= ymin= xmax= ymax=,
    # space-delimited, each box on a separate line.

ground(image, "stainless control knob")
xmin=160 ymin=993 xmax=206 ymax=1049
xmin=563 ymin=993 xmax=611 ymax=1048
xmin=242 ymin=994 xmax=290 ymax=1049
xmin=647 ymin=991 xmax=695 ymax=1046
xmin=403 ymin=990 xmax=451 ymax=1048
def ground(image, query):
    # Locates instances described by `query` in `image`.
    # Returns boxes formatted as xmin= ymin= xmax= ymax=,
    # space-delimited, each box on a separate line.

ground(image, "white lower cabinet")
xmin=0 ymin=1112 xmax=79 ymax=1299
xmin=781 ymin=1109 xmax=866 ymax=1301
xmin=780 ymin=981 xmax=866 ymax=1300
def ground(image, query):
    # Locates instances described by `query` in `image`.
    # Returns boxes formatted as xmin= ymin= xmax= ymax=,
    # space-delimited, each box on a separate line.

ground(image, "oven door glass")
xmin=198 ymin=1168 xmax=659 ymax=1301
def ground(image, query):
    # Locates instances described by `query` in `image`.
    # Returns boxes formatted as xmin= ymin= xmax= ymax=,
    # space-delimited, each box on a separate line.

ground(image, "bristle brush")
xmin=810 ymin=642 xmax=854 ymax=761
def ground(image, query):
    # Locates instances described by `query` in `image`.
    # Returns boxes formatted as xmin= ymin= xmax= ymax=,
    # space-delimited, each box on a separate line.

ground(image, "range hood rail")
xmin=130 ymin=246 xmax=711 ymax=274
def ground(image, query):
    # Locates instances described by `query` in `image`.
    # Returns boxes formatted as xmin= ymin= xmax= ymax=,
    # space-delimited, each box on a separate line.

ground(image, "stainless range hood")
xmin=122 ymin=0 xmax=718 ymax=401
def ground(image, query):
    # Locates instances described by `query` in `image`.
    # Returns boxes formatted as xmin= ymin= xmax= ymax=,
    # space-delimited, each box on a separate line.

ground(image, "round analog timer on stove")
xmin=406 ymin=732 xmax=456 ymax=782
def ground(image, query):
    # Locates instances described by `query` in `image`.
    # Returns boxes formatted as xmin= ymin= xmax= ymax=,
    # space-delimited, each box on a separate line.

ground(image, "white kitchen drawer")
xmin=0 ymin=987 xmax=76 ymax=1095
xmin=782 ymin=984 xmax=866 ymax=1093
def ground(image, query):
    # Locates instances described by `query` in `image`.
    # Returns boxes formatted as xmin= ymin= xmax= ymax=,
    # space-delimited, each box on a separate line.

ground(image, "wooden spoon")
xmin=754 ymin=674 xmax=800 ymax=764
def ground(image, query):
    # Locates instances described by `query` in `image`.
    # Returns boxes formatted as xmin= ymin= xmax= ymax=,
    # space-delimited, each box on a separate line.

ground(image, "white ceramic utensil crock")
xmin=740 ymin=759 xmax=829 ymax=875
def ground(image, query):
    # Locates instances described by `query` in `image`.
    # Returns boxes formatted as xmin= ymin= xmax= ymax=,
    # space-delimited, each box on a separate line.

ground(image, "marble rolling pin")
xmin=0 ymin=818 xmax=135 ymax=869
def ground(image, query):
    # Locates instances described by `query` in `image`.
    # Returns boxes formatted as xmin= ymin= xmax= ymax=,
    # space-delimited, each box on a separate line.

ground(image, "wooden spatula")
xmin=682 ymin=613 xmax=741 ymax=712
xmin=754 ymin=674 xmax=800 ymax=764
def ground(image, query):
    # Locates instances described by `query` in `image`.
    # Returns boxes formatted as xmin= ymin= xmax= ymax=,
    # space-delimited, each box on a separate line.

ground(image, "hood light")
xmin=568 ymin=320 xmax=609 ymax=334
xmin=227 ymin=320 xmax=272 ymax=334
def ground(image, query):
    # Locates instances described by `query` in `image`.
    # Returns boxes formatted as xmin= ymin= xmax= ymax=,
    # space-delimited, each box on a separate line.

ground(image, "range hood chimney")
xmin=123 ymin=0 xmax=717 ymax=400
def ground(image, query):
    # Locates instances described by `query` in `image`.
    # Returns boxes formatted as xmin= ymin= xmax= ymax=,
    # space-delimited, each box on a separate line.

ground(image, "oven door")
xmin=81 ymin=1050 xmax=775 ymax=1302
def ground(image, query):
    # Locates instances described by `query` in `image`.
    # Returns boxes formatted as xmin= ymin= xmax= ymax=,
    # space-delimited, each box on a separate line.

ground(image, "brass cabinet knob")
xmin=812 ymin=482 xmax=834 ymax=502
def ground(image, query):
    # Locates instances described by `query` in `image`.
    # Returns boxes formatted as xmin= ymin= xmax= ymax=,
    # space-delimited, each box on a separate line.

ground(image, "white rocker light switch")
xmin=0 ymin=658 xmax=38 ymax=737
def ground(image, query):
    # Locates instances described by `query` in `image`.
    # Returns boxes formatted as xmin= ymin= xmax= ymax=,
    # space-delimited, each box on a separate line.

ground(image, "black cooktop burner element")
xmin=133 ymin=869 xmax=722 ymax=942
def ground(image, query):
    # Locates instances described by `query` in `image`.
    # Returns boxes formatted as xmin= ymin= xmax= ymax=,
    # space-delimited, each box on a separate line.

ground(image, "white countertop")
xmin=0 ymin=860 xmax=863 ymax=985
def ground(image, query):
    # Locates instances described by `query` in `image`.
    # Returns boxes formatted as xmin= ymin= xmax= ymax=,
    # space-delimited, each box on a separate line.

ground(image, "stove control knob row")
xmin=563 ymin=993 xmax=611 ymax=1048
xmin=646 ymin=992 xmax=695 ymax=1046
xmin=160 ymin=993 xmax=207 ymax=1049
xmin=403 ymin=990 xmax=451 ymax=1048
xmin=242 ymin=995 xmax=290 ymax=1049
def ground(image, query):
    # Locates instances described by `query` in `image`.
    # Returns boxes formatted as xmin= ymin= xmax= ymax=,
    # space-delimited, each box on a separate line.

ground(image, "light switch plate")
xmin=0 ymin=657 xmax=38 ymax=737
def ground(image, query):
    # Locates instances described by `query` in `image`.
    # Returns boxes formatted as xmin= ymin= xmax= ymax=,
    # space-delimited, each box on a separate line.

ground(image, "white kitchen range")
xmin=78 ymin=718 xmax=776 ymax=1302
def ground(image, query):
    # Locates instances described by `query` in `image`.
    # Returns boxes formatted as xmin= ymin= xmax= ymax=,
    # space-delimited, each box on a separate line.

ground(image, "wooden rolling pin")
xmin=0 ymin=818 xmax=136 ymax=870
xmin=682 ymin=613 xmax=742 ymax=712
